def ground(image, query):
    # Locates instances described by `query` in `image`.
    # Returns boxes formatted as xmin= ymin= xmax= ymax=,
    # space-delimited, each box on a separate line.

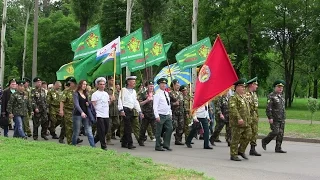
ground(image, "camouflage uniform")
xmin=105 ymin=87 xmax=120 ymax=141
xmin=229 ymin=92 xmax=252 ymax=158
xmin=60 ymin=89 xmax=74 ymax=144
xmin=246 ymin=90 xmax=259 ymax=146
xmin=31 ymin=87 xmax=49 ymax=139
xmin=47 ymin=88 xmax=63 ymax=137
xmin=138 ymin=91 xmax=155 ymax=145
xmin=169 ymin=90 xmax=185 ymax=143
xmin=210 ymin=96 xmax=231 ymax=144
xmin=7 ymin=91 xmax=32 ymax=137
xmin=262 ymin=92 xmax=286 ymax=151
xmin=23 ymin=87 xmax=32 ymax=136
xmin=182 ymin=94 xmax=191 ymax=142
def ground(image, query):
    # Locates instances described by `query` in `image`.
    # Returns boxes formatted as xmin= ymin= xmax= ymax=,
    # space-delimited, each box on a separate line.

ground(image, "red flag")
xmin=192 ymin=35 xmax=238 ymax=111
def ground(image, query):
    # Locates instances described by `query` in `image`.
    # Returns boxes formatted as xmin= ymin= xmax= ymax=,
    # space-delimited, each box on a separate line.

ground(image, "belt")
xmin=124 ymin=107 xmax=133 ymax=111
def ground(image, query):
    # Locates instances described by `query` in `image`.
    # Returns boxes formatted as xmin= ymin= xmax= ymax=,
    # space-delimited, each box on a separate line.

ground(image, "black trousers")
xmin=139 ymin=116 xmax=156 ymax=141
xmin=94 ymin=117 xmax=109 ymax=149
xmin=122 ymin=107 xmax=134 ymax=146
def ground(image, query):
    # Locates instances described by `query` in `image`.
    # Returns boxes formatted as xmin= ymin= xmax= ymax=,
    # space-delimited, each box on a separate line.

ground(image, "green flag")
xmin=71 ymin=24 xmax=103 ymax=60
xmin=120 ymin=28 xmax=144 ymax=63
xmin=128 ymin=34 xmax=167 ymax=72
xmin=155 ymin=42 xmax=172 ymax=66
xmin=175 ymin=37 xmax=211 ymax=70
xmin=56 ymin=53 xmax=98 ymax=81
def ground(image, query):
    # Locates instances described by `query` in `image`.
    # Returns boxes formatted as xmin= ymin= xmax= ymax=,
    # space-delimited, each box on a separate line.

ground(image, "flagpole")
xmin=166 ymin=59 xmax=173 ymax=83
xmin=113 ymin=49 xmax=116 ymax=96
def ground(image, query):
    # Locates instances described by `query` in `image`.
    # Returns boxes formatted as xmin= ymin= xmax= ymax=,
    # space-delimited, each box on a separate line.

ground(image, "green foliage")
xmin=0 ymin=137 xmax=213 ymax=180
xmin=307 ymin=97 xmax=319 ymax=124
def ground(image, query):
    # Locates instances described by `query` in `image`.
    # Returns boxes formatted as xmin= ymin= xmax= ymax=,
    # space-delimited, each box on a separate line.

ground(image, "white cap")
xmin=95 ymin=77 xmax=107 ymax=85
xmin=126 ymin=76 xmax=137 ymax=80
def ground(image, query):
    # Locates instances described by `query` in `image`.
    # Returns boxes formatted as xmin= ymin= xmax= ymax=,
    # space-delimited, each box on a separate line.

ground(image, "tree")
xmin=32 ymin=0 xmax=39 ymax=81
xmin=0 ymin=0 xmax=8 ymax=86
xmin=22 ymin=0 xmax=33 ymax=79
xmin=71 ymin=0 xmax=101 ymax=35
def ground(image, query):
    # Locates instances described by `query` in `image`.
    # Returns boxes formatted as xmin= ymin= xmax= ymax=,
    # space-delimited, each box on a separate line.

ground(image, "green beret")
xmin=179 ymin=85 xmax=187 ymax=91
xmin=115 ymin=80 xmax=120 ymax=85
xmin=247 ymin=77 xmax=258 ymax=85
xmin=33 ymin=77 xmax=41 ymax=82
xmin=273 ymin=80 xmax=285 ymax=87
xmin=233 ymin=78 xmax=247 ymax=87
xmin=23 ymin=77 xmax=31 ymax=83
xmin=68 ymin=77 xmax=77 ymax=84
xmin=8 ymin=78 xmax=17 ymax=85
xmin=145 ymin=80 xmax=154 ymax=86
xmin=106 ymin=75 xmax=114 ymax=80
xmin=157 ymin=78 xmax=168 ymax=85
xmin=17 ymin=80 xmax=24 ymax=86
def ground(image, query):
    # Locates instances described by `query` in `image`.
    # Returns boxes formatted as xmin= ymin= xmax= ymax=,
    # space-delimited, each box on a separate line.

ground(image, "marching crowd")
xmin=0 ymin=75 xmax=287 ymax=161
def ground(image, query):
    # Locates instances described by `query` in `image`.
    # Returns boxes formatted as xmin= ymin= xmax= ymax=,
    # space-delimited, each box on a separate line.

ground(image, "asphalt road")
xmin=6 ymin=124 xmax=320 ymax=180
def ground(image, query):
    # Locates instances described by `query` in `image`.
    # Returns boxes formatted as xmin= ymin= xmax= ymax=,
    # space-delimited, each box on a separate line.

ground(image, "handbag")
xmin=0 ymin=114 xmax=9 ymax=127
xmin=87 ymin=103 xmax=97 ymax=124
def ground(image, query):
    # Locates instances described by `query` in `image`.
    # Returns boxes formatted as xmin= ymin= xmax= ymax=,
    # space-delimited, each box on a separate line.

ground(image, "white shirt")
xmin=91 ymin=90 xmax=110 ymax=118
xmin=193 ymin=103 xmax=209 ymax=119
xmin=153 ymin=89 xmax=172 ymax=118
xmin=118 ymin=88 xmax=141 ymax=112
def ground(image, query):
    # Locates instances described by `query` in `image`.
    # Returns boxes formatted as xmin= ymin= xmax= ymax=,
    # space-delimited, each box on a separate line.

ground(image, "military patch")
xmin=198 ymin=65 xmax=211 ymax=83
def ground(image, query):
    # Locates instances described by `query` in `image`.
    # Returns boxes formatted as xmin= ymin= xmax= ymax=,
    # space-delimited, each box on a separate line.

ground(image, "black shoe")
xmin=190 ymin=142 xmax=194 ymax=144
xmin=155 ymin=148 xmax=165 ymax=151
xmin=77 ymin=138 xmax=83 ymax=144
xmin=102 ymin=148 xmax=108 ymax=151
xmin=250 ymin=146 xmax=262 ymax=156
xmin=230 ymin=156 xmax=242 ymax=161
xmin=138 ymin=141 xmax=145 ymax=146
xmin=42 ymin=136 xmax=49 ymax=140
xmin=275 ymin=149 xmax=287 ymax=153
xmin=163 ymin=147 xmax=172 ymax=151
xmin=209 ymin=136 xmax=215 ymax=146
xmin=128 ymin=145 xmax=136 ymax=149
xmin=121 ymin=144 xmax=128 ymax=148
xmin=262 ymin=139 xmax=267 ymax=150
xmin=27 ymin=134 xmax=32 ymax=137
xmin=186 ymin=143 xmax=192 ymax=148
xmin=204 ymin=146 xmax=213 ymax=150
xmin=227 ymin=142 xmax=231 ymax=147
xmin=33 ymin=137 xmax=38 ymax=141
xmin=214 ymin=139 xmax=221 ymax=142
xmin=59 ymin=139 xmax=65 ymax=144
xmin=52 ymin=135 xmax=59 ymax=139
xmin=175 ymin=141 xmax=184 ymax=145
xmin=143 ymin=135 xmax=147 ymax=142
xmin=238 ymin=152 xmax=249 ymax=160
xmin=199 ymin=136 xmax=204 ymax=140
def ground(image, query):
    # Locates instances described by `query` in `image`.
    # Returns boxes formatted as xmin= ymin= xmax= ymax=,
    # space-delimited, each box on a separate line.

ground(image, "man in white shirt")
xmin=118 ymin=76 xmax=144 ymax=149
xmin=91 ymin=77 xmax=115 ymax=150
xmin=153 ymin=78 xmax=173 ymax=151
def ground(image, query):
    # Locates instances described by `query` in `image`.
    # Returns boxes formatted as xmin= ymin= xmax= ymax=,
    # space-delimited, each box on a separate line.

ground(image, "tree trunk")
xmin=313 ymin=79 xmax=318 ymax=99
xmin=143 ymin=19 xmax=152 ymax=80
xmin=0 ymin=0 xmax=8 ymax=86
xmin=191 ymin=0 xmax=199 ymax=93
xmin=79 ymin=19 xmax=88 ymax=35
xmin=125 ymin=0 xmax=134 ymax=77
xmin=22 ymin=7 xmax=31 ymax=79
xmin=247 ymin=17 xmax=252 ymax=78
xmin=43 ymin=0 xmax=50 ymax=17
xmin=32 ymin=0 xmax=39 ymax=80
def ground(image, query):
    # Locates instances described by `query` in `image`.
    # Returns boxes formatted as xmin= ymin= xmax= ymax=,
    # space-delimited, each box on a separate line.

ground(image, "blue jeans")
xmin=72 ymin=115 xmax=95 ymax=147
xmin=13 ymin=116 xmax=26 ymax=138
xmin=3 ymin=126 xmax=9 ymax=137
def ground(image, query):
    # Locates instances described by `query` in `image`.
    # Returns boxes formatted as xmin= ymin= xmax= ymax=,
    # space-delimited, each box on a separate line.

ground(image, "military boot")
xmin=250 ymin=145 xmax=261 ymax=156
xmin=275 ymin=147 xmax=287 ymax=153
xmin=238 ymin=152 xmax=249 ymax=160
xmin=261 ymin=139 xmax=267 ymax=150
xmin=230 ymin=156 xmax=241 ymax=161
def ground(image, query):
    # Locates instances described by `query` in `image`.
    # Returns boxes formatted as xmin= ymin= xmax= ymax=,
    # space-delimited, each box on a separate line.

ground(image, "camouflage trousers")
xmin=61 ymin=110 xmax=73 ymax=145
xmin=211 ymin=119 xmax=231 ymax=143
xmin=32 ymin=112 xmax=49 ymax=138
xmin=138 ymin=116 xmax=156 ymax=142
xmin=172 ymin=113 xmax=184 ymax=143
xmin=262 ymin=121 xmax=285 ymax=150
xmin=120 ymin=116 xmax=140 ymax=142
xmin=230 ymin=126 xmax=252 ymax=157
xmin=183 ymin=114 xmax=191 ymax=142
xmin=49 ymin=107 xmax=62 ymax=137
xmin=250 ymin=119 xmax=259 ymax=146
xmin=23 ymin=114 xmax=32 ymax=136
xmin=107 ymin=116 xmax=120 ymax=141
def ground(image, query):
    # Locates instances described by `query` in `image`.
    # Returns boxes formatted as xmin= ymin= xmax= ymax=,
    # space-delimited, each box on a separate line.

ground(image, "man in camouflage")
xmin=138 ymin=80 xmax=156 ymax=146
xmin=210 ymin=92 xmax=231 ymax=146
xmin=169 ymin=79 xmax=185 ymax=145
xmin=31 ymin=77 xmax=49 ymax=140
xmin=262 ymin=80 xmax=287 ymax=153
xmin=22 ymin=77 xmax=32 ymax=137
xmin=246 ymin=77 xmax=261 ymax=156
xmin=59 ymin=77 xmax=77 ymax=144
xmin=180 ymin=85 xmax=191 ymax=143
xmin=229 ymin=78 xmax=252 ymax=161
xmin=47 ymin=81 xmax=63 ymax=140
xmin=7 ymin=80 xmax=33 ymax=138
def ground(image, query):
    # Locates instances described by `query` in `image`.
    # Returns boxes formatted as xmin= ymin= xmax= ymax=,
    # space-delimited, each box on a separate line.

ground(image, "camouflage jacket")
xmin=228 ymin=92 xmax=251 ymax=127
xmin=266 ymin=92 xmax=286 ymax=121
xmin=139 ymin=91 xmax=155 ymax=118
xmin=31 ymin=87 xmax=47 ymax=113
xmin=182 ymin=94 xmax=191 ymax=116
xmin=216 ymin=96 xmax=229 ymax=122
xmin=7 ymin=91 xmax=32 ymax=116
xmin=245 ymin=90 xmax=259 ymax=120
xmin=169 ymin=90 xmax=184 ymax=115
xmin=60 ymin=89 xmax=74 ymax=111
xmin=105 ymin=87 xmax=119 ymax=116
xmin=47 ymin=88 xmax=62 ymax=108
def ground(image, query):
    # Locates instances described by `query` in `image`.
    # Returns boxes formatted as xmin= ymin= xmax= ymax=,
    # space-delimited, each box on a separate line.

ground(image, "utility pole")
xmin=32 ymin=0 xmax=39 ymax=81
xmin=191 ymin=0 xmax=199 ymax=93
xmin=125 ymin=0 xmax=134 ymax=77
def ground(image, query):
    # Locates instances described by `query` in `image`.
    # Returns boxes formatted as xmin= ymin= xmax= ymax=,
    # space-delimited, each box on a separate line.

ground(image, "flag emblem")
xmin=86 ymin=33 xmax=99 ymax=48
xmin=151 ymin=42 xmax=162 ymax=56
xmin=127 ymin=37 xmax=141 ymax=52
xmin=198 ymin=65 xmax=211 ymax=83
xmin=198 ymin=45 xmax=210 ymax=58
xmin=66 ymin=65 xmax=74 ymax=74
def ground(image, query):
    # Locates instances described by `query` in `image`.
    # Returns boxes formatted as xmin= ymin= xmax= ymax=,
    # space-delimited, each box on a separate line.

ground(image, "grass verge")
xmin=0 ymin=137 xmax=213 ymax=180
